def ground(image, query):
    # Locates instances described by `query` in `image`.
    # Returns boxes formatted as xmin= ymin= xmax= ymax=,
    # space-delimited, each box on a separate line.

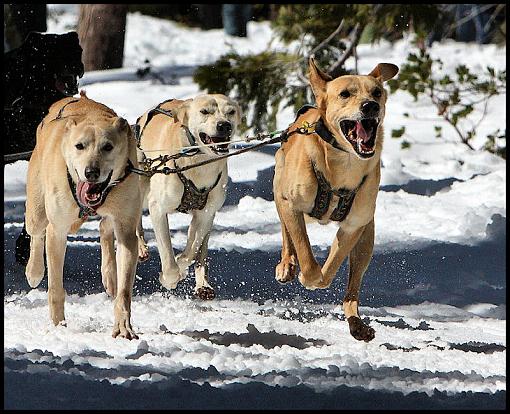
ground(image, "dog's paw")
xmin=159 ymin=271 xmax=182 ymax=290
xmin=175 ymin=254 xmax=192 ymax=278
xmin=275 ymin=258 xmax=297 ymax=284
xmin=138 ymin=249 xmax=150 ymax=263
xmin=195 ymin=286 xmax=215 ymax=300
xmin=297 ymin=265 xmax=324 ymax=290
xmin=112 ymin=321 xmax=139 ymax=340
xmin=102 ymin=272 xmax=117 ymax=298
xmin=347 ymin=316 xmax=375 ymax=342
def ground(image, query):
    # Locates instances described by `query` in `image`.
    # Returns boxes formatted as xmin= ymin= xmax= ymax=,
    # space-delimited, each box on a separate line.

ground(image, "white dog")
xmin=136 ymin=95 xmax=241 ymax=299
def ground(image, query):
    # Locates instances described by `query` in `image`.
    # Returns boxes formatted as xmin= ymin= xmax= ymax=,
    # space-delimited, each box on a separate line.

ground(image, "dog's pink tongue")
xmin=77 ymin=181 xmax=95 ymax=205
xmin=356 ymin=121 xmax=369 ymax=142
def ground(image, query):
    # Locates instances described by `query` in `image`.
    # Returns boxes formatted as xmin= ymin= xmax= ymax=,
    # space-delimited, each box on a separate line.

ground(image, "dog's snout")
xmin=216 ymin=121 xmax=232 ymax=135
xmin=361 ymin=101 xmax=380 ymax=117
xmin=85 ymin=166 xmax=100 ymax=182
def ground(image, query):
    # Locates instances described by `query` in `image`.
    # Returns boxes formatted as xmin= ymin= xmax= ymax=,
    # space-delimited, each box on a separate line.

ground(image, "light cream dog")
xmin=136 ymin=95 xmax=241 ymax=299
xmin=24 ymin=92 xmax=142 ymax=339
xmin=273 ymin=58 xmax=398 ymax=341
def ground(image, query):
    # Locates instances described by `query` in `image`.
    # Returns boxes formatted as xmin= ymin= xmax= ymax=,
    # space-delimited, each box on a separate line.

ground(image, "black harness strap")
xmin=134 ymin=98 xmax=201 ymax=155
xmin=309 ymin=163 xmax=367 ymax=222
xmin=293 ymin=105 xmax=349 ymax=153
xmin=51 ymin=98 xmax=81 ymax=122
xmin=173 ymin=160 xmax=222 ymax=213
xmin=67 ymin=159 xmax=134 ymax=219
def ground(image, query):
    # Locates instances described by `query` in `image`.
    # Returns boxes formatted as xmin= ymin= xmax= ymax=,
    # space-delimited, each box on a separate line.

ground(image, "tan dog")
xmin=136 ymin=95 xmax=241 ymax=299
xmin=273 ymin=59 xmax=398 ymax=341
xmin=24 ymin=92 xmax=142 ymax=339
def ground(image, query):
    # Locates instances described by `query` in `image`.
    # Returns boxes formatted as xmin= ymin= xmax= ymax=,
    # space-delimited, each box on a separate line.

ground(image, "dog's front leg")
xmin=100 ymin=217 xmax=117 ymax=297
xmin=112 ymin=221 xmax=139 ymax=339
xmin=176 ymin=210 xmax=214 ymax=280
xmin=274 ymin=196 xmax=298 ymax=284
xmin=343 ymin=220 xmax=376 ymax=342
xmin=317 ymin=225 xmax=365 ymax=289
xmin=149 ymin=200 xmax=182 ymax=289
xmin=193 ymin=233 xmax=215 ymax=300
xmin=45 ymin=223 xmax=68 ymax=326
xmin=277 ymin=199 xmax=323 ymax=289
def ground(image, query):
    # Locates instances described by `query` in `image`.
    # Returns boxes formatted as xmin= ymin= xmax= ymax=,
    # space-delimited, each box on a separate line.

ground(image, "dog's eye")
xmin=340 ymin=90 xmax=351 ymax=99
xmin=103 ymin=143 xmax=114 ymax=152
xmin=227 ymin=109 xmax=236 ymax=116
xmin=75 ymin=143 xmax=84 ymax=150
xmin=200 ymin=109 xmax=209 ymax=115
xmin=373 ymin=88 xmax=382 ymax=98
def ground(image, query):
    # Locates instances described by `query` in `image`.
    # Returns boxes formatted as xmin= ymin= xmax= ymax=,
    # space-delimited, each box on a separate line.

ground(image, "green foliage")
xmin=273 ymin=4 xmax=440 ymax=45
xmin=391 ymin=126 xmax=406 ymax=138
xmin=194 ymin=4 xmax=441 ymax=132
xmin=194 ymin=51 xmax=300 ymax=132
xmin=401 ymin=140 xmax=411 ymax=150
xmin=389 ymin=50 xmax=506 ymax=156
xmin=484 ymin=129 xmax=506 ymax=159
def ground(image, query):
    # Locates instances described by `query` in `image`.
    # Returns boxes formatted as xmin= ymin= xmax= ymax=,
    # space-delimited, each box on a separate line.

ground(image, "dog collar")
xmin=294 ymin=105 xmax=349 ymax=153
xmin=67 ymin=159 xmax=134 ymax=219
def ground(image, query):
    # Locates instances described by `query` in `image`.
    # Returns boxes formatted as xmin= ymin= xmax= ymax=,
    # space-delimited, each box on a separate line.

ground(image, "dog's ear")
xmin=113 ymin=117 xmax=130 ymax=134
xmin=173 ymin=100 xmax=191 ymax=125
xmin=367 ymin=63 xmax=399 ymax=82
xmin=308 ymin=57 xmax=332 ymax=108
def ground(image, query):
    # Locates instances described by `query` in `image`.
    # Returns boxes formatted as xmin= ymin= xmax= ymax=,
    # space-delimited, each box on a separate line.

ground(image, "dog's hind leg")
xmin=45 ymin=222 xmax=68 ymax=325
xmin=343 ymin=220 xmax=376 ymax=342
xmin=193 ymin=234 xmax=215 ymax=300
xmin=149 ymin=200 xmax=182 ymax=289
xmin=275 ymin=200 xmax=298 ymax=284
xmin=100 ymin=216 xmax=117 ymax=298
xmin=136 ymin=177 xmax=150 ymax=263
xmin=25 ymin=185 xmax=48 ymax=288
xmin=136 ymin=216 xmax=150 ymax=263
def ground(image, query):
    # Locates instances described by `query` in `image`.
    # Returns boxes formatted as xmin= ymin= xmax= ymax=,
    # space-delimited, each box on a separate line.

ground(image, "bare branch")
xmin=328 ymin=24 xmax=363 ymax=78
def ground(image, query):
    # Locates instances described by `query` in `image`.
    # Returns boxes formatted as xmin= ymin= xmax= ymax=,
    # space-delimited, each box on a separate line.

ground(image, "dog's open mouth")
xmin=339 ymin=118 xmax=378 ymax=158
xmin=199 ymin=132 xmax=230 ymax=154
xmin=76 ymin=171 xmax=113 ymax=208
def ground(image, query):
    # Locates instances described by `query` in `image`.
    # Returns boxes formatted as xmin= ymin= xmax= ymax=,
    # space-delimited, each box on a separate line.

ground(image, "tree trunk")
xmin=77 ymin=4 xmax=127 ymax=71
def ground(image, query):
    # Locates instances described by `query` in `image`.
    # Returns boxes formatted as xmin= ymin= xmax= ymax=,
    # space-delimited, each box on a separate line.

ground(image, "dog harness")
xmin=133 ymin=98 xmax=201 ymax=156
xmin=67 ymin=160 xmax=134 ymax=219
xmin=173 ymin=160 xmax=222 ymax=213
xmin=134 ymin=98 xmax=221 ymax=213
xmin=291 ymin=105 xmax=366 ymax=221
xmin=309 ymin=163 xmax=367 ymax=221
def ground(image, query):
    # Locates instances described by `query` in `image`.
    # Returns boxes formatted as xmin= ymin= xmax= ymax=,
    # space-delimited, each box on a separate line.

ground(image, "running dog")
xmin=136 ymin=95 xmax=241 ymax=299
xmin=273 ymin=58 xmax=398 ymax=341
xmin=24 ymin=92 xmax=142 ymax=339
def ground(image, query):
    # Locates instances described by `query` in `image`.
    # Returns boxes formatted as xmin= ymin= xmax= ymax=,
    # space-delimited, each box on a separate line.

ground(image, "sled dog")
xmin=24 ymin=92 xmax=142 ymax=339
xmin=136 ymin=95 xmax=241 ymax=299
xmin=273 ymin=58 xmax=398 ymax=341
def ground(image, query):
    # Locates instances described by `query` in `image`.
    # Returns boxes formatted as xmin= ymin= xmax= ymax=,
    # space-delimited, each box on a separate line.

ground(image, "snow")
xmin=4 ymin=5 xmax=507 ymax=409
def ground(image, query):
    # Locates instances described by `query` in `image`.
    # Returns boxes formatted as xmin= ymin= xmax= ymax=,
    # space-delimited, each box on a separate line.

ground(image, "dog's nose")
xmin=85 ymin=166 xmax=100 ymax=182
xmin=216 ymin=121 xmax=232 ymax=135
xmin=361 ymin=101 xmax=380 ymax=117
